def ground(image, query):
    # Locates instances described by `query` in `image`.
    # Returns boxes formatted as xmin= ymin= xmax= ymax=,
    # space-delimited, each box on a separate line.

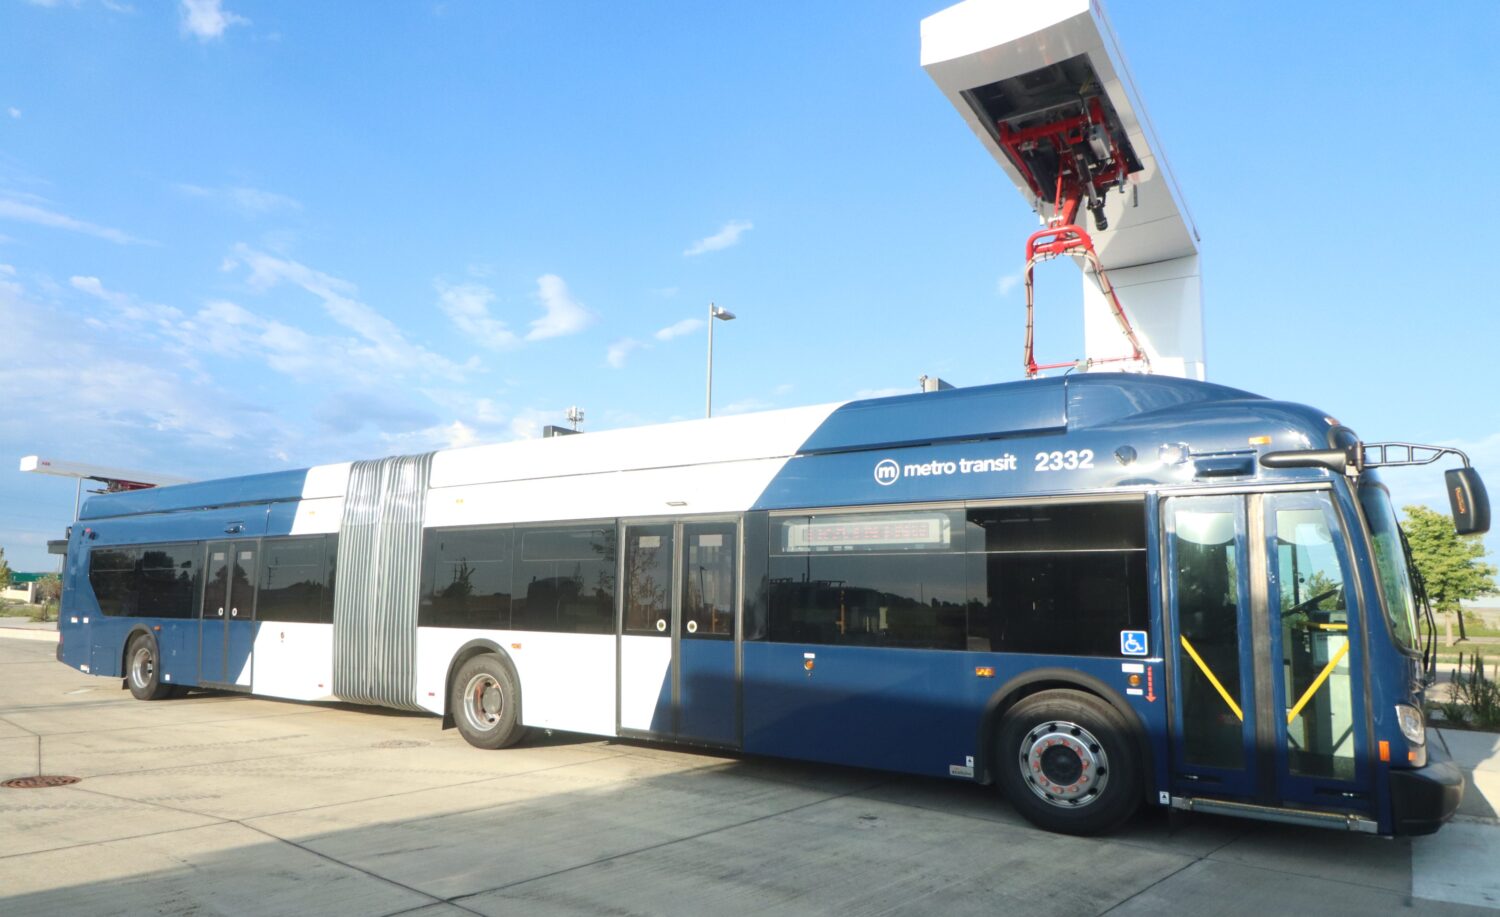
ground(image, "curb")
xmin=0 ymin=628 xmax=60 ymax=643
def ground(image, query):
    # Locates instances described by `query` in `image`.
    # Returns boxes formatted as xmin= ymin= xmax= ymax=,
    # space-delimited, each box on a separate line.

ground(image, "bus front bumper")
xmin=1389 ymin=739 xmax=1465 ymax=836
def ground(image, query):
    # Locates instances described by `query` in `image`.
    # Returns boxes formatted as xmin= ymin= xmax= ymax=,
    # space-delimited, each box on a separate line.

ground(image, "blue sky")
xmin=2 ymin=0 xmax=1497 ymax=572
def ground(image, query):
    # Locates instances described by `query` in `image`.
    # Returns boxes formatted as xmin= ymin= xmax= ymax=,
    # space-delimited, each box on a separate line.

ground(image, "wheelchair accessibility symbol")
xmin=1120 ymin=630 xmax=1148 ymax=656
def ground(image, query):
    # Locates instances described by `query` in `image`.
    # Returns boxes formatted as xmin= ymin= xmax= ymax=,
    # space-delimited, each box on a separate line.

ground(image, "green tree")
xmin=36 ymin=573 xmax=61 ymax=606
xmin=1402 ymin=504 xmax=1497 ymax=616
xmin=0 ymin=547 xmax=11 ymax=591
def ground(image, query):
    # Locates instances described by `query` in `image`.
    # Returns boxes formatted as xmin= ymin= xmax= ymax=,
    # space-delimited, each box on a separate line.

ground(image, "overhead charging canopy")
xmin=922 ymin=0 xmax=1206 ymax=380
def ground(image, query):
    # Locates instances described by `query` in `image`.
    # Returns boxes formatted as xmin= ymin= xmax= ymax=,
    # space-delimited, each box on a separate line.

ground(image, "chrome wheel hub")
xmin=463 ymin=673 xmax=504 ymax=732
xmin=1020 ymin=721 xmax=1109 ymax=807
xmin=130 ymin=646 xmax=154 ymax=689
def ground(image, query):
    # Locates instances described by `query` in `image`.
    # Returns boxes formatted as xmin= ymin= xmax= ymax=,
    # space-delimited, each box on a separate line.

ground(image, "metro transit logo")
xmin=872 ymin=453 xmax=1019 ymax=486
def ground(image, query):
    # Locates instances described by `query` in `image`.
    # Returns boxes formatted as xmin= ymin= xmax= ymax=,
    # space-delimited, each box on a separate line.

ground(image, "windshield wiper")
xmin=1399 ymin=526 xmax=1442 ymax=683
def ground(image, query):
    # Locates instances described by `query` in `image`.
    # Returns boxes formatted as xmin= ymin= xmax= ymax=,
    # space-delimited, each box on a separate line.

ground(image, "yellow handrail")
xmin=1179 ymin=635 xmax=1244 ymax=722
xmin=1286 ymin=640 xmax=1350 ymax=725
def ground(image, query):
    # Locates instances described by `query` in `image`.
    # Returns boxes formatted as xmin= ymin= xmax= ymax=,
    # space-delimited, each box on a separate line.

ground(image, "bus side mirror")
xmin=1447 ymin=467 xmax=1490 ymax=535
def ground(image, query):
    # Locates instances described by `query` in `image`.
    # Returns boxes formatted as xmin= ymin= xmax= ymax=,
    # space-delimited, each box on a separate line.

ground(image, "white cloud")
xmin=606 ymin=338 xmax=644 ymax=369
xmin=6 ymin=108 xmax=19 ymax=120
xmin=684 ymin=219 xmax=753 ymax=256
xmin=0 ymin=268 xmax=281 ymax=462
xmin=526 ymin=273 xmax=594 ymax=341
xmin=232 ymin=245 xmax=472 ymax=381
xmin=179 ymin=0 xmax=247 ymax=41
xmin=997 ymin=271 xmax=1024 ymax=296
xmin=654 ymin=318 xmax=703 ymax=341
xmin=176 ymin=183 xmax=301 ymax=216
xmin=0 ymin=196 xmax=147 ymax=245
xmin=70 ymin=275 xmax=183 ymax=326
xmin=436 ymin=281 xmax=519 ymax=351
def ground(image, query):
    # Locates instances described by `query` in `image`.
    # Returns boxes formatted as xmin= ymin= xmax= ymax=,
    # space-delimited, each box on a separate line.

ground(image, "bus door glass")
xmin=1164 ymin=493 xmax=1370 ymax=813
xmin=618 ymin=520 xmax=739 ymax=745
xmin=1164 ymin=496 xmax=1258 ymax=799
xmin=1265 ymin=492 xmax=1367 ymax=806
xmin=199 ymin=539 xmax=257 ymax=688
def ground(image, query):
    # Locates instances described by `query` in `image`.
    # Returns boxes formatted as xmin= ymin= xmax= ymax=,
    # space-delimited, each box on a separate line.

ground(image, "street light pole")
xmin=706 ymin=302 xmax=736 ymax=417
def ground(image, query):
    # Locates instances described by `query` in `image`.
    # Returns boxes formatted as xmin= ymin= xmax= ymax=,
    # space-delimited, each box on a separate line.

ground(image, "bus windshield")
xmin=1357 ymin=482 xmax=1419 ymax=651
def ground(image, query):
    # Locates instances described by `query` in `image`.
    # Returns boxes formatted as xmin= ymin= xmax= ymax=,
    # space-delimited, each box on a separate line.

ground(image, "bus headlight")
xmin=1395 ymin=704 xmax=1426 ymax=746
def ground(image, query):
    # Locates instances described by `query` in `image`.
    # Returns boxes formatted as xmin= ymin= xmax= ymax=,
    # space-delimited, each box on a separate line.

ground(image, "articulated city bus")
xmin=54 ymin=374 xmax=1488 ymax=836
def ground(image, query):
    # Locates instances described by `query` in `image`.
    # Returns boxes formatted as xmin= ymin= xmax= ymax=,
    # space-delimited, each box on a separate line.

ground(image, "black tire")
xmin=994 ymin=689 xmax=1141 ymax=835
xmin=450 ymin=654 xmax=524 ymax=750
xmin=125 ymin=634 xmax=173 ymax=701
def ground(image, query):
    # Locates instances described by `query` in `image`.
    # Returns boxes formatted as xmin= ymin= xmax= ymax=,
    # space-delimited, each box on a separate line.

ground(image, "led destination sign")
xmin=783 ymin=514 xmax=951 ymax=552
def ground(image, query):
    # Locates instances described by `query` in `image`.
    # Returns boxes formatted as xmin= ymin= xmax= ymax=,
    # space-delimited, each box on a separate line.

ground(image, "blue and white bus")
xmin=54 ymin=373 xmax=1488 ymax=836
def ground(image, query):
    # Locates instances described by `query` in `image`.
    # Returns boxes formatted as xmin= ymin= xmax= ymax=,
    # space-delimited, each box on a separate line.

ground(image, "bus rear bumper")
xmin=1389 ymin=741 xmax=1465 ymax=836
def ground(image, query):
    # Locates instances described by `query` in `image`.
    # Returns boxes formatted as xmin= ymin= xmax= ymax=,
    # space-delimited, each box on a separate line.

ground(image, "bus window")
xmin=420 ymin=527 xmax=514 ymax=629
xmin=1172 ymin=507 xmax=1247 ymax=771
xmin=90 ymin=546 xmax=139 ymax=616
xmin=89 ymin=543 xmax=199 ymax=619
xmin=514 ymin=525 xmax=615 ymax=634
xmin=683 ymin=524 xmax=735 ymax=638
xmin=966 ymin=502 xmax=1147 ymax=656
xmin=769 ymin=509 xmax=967 ymax=649
xmin=259 ymin=536 xmax=335 ymax=624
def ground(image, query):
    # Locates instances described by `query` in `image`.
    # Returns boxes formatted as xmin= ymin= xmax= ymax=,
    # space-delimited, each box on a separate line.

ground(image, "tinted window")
xmin=137 ymin=544 xmax=201 ymax=619
xmin=514 ymin=525 xmax=616 ymax=634
xmin=623 ymin=526 xmax=672 ymax=635
xmin=967 ymin=502 xmax=1148 ymax=655
xmin=420 ymin=527 xmax=514 ymax=629
xmin=971 ymin=502 xmax=1145 ymax=552
xmin=90 ymin=544 xmax=200 ymax=618
xmin=766 ymin=501 xmax=1147 ymax=656
xmin=90 ymin=546 xmax=139 ymax=616
xmin=968 ymin=551 xmax=1147 ymax=655
xmin=770 ymin=552 xmax=968 ymax=649
xmin=259 ymin=536 xmax=333 ymax=624
xmin=769 ymin=510 xmax=969 ymax=650
xmin=683 ymin=523 xmax=736 ymax=638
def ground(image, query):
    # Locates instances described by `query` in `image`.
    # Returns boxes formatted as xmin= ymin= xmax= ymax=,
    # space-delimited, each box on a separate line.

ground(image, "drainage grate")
xmin=3 ymin=775 xmax=82 ymax=789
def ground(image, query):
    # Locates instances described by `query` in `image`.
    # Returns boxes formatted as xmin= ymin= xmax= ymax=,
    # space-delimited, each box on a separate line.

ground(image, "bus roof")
xmin=79 ymin=373 xmax=1331 ymax=521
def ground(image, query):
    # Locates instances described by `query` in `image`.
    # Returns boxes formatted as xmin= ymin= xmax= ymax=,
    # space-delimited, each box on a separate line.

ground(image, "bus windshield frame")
xmin=1356 ymin=480 xmax=1420 ymax=654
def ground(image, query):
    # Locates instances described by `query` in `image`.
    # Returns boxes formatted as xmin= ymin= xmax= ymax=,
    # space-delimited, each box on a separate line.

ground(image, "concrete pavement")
xmin=1 ymin=633 xmax=1496 ymax=916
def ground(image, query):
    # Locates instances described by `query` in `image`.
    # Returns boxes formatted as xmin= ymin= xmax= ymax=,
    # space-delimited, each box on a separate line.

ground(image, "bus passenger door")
xmin=1164 ymin=497 xmax=1260 ymax=801
xmin=1263 ymin=492 xmax=1369 ymax=815
xmin=1164 ymin=493 xmax=1372 ymax=820
xmin=676 ymin=521 xmax=738 ymax=745
xmin=199 ymin=540 xmax=258 ymax=689
xmin=618 ymin=520 xmax=740 ymax=746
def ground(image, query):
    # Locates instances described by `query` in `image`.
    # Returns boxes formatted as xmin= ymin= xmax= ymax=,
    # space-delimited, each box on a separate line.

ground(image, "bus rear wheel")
xmin=450 ymin=654 xmax=524 ymax=750
xmin=995 ymin=689 xmax=1140 ymax=835
xmin=126 ymin=634 xmax=173 ymax=701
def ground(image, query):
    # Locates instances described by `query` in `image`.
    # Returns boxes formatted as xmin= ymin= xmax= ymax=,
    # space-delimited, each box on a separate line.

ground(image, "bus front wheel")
xmin=995 ymin=689 xmax=1141 ymax=835
xmin=450 ymin=654 xmax=524 ymax=750
xmin=125 ymin=634 xmax=173 ymax=701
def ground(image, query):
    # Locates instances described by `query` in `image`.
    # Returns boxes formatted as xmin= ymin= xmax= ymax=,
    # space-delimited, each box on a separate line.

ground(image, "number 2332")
xmin=1035 ymin=449 xmax=1094 ymax=471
